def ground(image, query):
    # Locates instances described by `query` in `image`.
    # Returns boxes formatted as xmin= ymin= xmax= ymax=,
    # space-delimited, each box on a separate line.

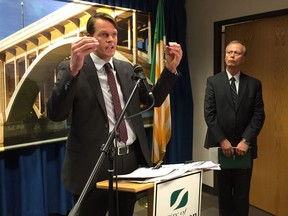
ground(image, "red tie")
xmin=104 ymin=63 xmax=128 ymax=143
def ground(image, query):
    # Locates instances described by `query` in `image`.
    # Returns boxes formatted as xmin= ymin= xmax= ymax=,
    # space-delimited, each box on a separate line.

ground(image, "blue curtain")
xmin=0 ymin=0 xmax=192 ymax=215
xmin=163 ymin=0 xmax=193 ymax=164
xmin=0 ymin=142 xmax=73 ymax=216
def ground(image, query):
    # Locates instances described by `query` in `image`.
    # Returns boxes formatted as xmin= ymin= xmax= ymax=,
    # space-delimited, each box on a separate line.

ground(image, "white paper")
xmin=115 ymin=161 xmax=220 ymax=183
xmin=116 ymin=166 xmax=176 ymax=179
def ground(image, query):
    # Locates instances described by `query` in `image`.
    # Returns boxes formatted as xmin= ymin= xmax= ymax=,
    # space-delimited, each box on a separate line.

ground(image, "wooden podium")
xmin=96 ymin=170 xmax=203 ymax=216
xmin=96 ymin=180 xmax=154 ymax=215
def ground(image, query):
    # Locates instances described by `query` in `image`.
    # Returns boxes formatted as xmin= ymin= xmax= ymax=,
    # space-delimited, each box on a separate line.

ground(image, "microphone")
xmin=133 ymin=64 xmax=153 ymax=96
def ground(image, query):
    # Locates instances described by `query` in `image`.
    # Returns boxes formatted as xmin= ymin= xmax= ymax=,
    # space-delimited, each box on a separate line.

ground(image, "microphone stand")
xmin=68 ymin=78 xmax=141 ymax=216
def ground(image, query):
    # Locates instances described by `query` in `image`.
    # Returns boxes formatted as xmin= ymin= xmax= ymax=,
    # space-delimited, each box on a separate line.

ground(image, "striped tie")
xmin=230 ymin=77 xmax=237 ymax=108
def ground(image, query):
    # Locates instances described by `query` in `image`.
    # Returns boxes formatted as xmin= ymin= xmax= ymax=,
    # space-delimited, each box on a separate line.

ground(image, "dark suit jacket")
xmin=47 ymin=55 xmax=178 ymax=194
xmin=204 ymin=71 xmax=265 ymax=159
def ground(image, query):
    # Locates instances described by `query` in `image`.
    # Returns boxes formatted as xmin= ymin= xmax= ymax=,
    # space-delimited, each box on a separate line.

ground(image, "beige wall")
xmin=186 ymin=0 xmax=288 ymax=187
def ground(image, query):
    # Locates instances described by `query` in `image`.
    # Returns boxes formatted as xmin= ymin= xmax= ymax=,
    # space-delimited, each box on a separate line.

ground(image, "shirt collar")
xmin=226 ymin=70 xmax=240 ymax=82
xmin=90 ymin=53 xmax=114 ymax=71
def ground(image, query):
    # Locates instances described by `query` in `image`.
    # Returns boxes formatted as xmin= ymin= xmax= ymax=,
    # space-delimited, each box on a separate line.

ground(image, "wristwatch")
xmin=242 ymin=138 xmax=250 ymax=145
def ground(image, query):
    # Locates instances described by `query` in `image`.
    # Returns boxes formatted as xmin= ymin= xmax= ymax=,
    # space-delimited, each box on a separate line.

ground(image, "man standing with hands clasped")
xmin=204 ymin=40 xmax=265 ymax=216
xmin=47 ymin=12 xmax=182 ymax=216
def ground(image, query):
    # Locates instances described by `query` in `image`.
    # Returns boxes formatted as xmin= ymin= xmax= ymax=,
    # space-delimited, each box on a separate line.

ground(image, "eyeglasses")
xmin=226 ymin=51 xmax=243 ymax=56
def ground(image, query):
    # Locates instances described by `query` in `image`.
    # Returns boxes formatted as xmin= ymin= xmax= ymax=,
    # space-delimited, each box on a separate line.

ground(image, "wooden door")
xmin=225 ymin=15 xmax=288 ymax=216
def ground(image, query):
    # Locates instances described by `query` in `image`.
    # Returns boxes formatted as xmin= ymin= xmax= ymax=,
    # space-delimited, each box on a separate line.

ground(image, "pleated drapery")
xmin=0 ymin=143 xmax=73 ymax=216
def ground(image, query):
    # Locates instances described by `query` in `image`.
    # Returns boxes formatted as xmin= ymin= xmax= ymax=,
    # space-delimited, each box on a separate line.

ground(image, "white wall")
xmin=186 ymin=0 xmax=288 ymax=187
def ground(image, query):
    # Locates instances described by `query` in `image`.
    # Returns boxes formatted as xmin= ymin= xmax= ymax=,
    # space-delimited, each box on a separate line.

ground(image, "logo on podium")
xmin=170 ymin=188 xmax=188 ymax=210
xmin=153 ymin=170 xmax=202 ymax=216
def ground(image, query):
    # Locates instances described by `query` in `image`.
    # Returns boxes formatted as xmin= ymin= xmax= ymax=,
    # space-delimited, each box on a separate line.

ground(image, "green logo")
xmin=170 ymin=188 xmax=188 ymax=210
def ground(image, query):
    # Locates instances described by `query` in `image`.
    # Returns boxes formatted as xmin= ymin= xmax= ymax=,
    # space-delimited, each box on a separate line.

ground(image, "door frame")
xmin=214 ymin=8 xmax=288 ymax=74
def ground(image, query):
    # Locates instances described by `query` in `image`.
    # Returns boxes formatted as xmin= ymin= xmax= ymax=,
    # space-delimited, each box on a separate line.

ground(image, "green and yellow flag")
xmin=150 ymin=0 xmax=171 ymax=164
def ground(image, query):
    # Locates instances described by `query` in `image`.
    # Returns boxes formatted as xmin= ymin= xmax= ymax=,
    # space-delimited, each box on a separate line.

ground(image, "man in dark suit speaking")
xmin=204 ymin=40 xmax=265 ymax=216
xmin=47 ymin=12 xmax=182 ymax=216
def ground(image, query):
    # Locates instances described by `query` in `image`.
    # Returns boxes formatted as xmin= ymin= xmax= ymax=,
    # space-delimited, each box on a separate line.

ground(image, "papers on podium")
xmin=115 ymin=161 xmax=220 ymax=183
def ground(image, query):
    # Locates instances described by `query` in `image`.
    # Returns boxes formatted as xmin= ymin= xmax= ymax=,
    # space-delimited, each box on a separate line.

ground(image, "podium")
xmin=96 ymin=170 xmax=203 ymax=216
xmin=97 ymin=180 xmax=154 ymax=215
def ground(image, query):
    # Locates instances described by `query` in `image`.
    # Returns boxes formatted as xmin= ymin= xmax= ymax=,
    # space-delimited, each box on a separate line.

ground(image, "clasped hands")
xmin=220 ymin=139 xmax=249 ymax=157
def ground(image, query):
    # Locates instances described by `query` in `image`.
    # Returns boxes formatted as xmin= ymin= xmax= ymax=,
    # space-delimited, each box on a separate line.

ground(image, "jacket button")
xmin=104 ymin=123 xmax=109 ymax=128
xmin=64 ymin=81 xmax=70 ymax=90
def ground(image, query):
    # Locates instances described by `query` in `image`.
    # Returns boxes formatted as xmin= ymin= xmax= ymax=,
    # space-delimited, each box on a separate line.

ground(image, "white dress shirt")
xmin=226 ymin=70 xmax=240 ymax=93
xmin=90 ymin=53 xmax=136 ymax=147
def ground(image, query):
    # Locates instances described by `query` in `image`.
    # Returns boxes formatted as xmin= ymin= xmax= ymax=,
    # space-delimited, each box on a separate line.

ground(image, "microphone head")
xmin=133 ymin=64 xmax=153 ymax=97
xmin=133 ymin=64 xmax=146 ymax=80
xmin=133 ymin=64 xmax=143 ymax=74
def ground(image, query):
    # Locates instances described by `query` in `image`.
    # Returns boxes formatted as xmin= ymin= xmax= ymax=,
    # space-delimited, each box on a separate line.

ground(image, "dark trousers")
xmin=73 ymin=144 xmax=141 ymax=216
xmin=73 ymin=187 xmax=137 ymax=216
xmin=217 ymin=164 xmax=253 ymax=216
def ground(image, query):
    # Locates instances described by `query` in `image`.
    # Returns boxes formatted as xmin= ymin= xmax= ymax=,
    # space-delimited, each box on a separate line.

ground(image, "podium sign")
xmin=153 ymin=170 xmax=203 ymax=216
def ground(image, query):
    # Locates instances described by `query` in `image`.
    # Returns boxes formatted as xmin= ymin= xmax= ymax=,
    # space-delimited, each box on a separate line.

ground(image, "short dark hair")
xmin=86 ymin=12 xmax=118 ymax=36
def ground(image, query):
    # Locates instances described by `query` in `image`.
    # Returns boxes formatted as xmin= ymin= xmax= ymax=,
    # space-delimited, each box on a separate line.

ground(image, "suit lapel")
xmin=237 ymin=72 xmax=248 ymax=110
xmin=222 ymin=71 xmax=249 ymax=111
xmin=222 ymin=72 xmax=235 ymax=109
xmin=83 ymin=55 xmax=107 ymax=115
xmin=113 ymin=59 xmax=134 ymax=103
xmin=113 ymin=59 xmax=136 ymax=117
xmin=82 ymin=57 xmax=134 ymax=117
